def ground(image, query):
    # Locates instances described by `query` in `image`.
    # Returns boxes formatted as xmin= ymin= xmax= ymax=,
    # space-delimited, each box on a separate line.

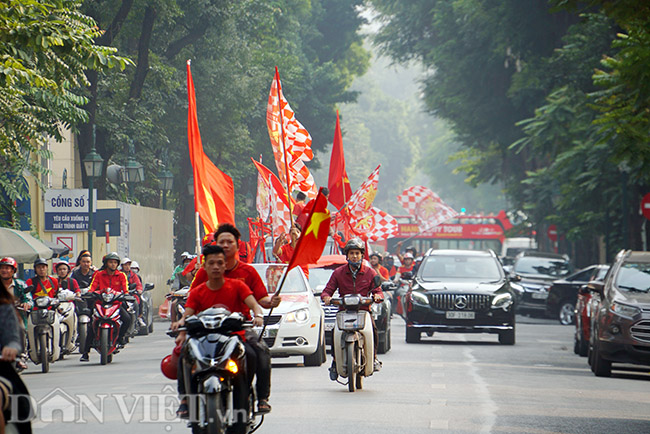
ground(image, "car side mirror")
xmin=587 ymin=280 xmax=604 ymax=296
xmin=578 ymin=285 xmax=590 ymax=295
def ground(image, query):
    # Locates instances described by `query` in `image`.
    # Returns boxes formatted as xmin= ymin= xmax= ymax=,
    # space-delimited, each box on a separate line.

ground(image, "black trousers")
xmin=245 ymin=329 xmax=271 ymax=400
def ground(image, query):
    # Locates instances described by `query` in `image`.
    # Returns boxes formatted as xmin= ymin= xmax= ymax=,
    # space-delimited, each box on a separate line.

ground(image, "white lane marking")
xmin=464 ymin=346 xmax=497 ymax=434
xmin=430 ymin=419 xmax=450 ymax=429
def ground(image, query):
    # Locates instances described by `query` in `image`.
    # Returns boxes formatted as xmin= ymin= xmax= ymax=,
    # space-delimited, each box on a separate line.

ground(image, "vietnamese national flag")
xmin=187 ymin=60 xmax=235 ymax=231
xmin=286 ymin=188 xmax=331 ymax=272
xmin=328 ymin=110 xmax=352 ymax=210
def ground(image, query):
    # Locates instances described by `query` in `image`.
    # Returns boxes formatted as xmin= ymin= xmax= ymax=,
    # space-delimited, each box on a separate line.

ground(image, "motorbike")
xmin=76 ymin=287 xmax=92 ymax=355
xmin=86 ymin=288 xmax=136 ymax=365
xmin=331 ymin=294 xmax=377 ymax=392
xmin=27 ymin=296 xmax=61 ymax=373
xmin=169 ymin=307 xmax=263 ymax=434
xmin=57 ymin=289 xmax=78 ymax=358
xmin=167 ymin=286 xmax=189 ymax=323
xmin=137 ymin=283 xmax=155 ymax=335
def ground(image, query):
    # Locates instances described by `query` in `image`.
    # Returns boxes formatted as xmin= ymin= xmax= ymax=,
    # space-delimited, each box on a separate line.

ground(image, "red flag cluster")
xmin=327 ymin=111 xmax=352 ymax=210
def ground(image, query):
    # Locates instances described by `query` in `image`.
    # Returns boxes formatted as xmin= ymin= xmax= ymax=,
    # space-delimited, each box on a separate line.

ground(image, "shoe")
xmin=257 ymin=399 xmax=271 ymax=414
xmin=373 ymin=358 xmax=382 ymax=372
xmin=328 ymin=362 xmax=338 ymax=381
xmin=137 ymin=317 xmax=146 ymax=327
xmin=176 ymin=400 xmax=189 ymax=419
xmin=80 ymin=353 xmax=89 ymax=362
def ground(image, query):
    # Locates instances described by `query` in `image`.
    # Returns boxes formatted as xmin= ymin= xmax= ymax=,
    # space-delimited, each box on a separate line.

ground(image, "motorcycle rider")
xmin=369 ymin=253 xmax=390 ymax=282
xmin=54 ymin=261 xmax=81 ymax=294
xmin=189 ymin=224 xmax=281 ymax=413
xmin=80 ymin=252 xmax=131 ymax=362
xmin=0 ymin=279 xmax=33 ymax=434
xmin=321 ymin=239 xmax=384 ymax=380
xmin=171 ymin=243 xmax=265 ymax=419
xmin=170 ymin=252 xmax=193 ymax=290
xmin=0 ymin=258 xmax=31 ymax=370
xmin=121 ymin=258 xmax=145 ymax=327
xmin=25 ymin=258 xmax=57 ymax=298
xmin=71 ymin=251 xmax=95 ymax=289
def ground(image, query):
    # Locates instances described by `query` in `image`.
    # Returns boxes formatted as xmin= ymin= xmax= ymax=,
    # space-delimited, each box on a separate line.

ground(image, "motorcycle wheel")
xmin=346 ymin=342 xmax=356 ymax=392
xmin=356 ymin=344 xmax=363 ymax=390
xmin=205 ymin=393 xmax=226 ymax=434
xmin=100 ymin=328 xmax=109 ymax=366
xmin=39 ymin=332 xmax=49 ymax=374
xmin=139 ymin=303 xmax=149 ymax=336
xmin=78 ymin=323 xmax=87 ymax=354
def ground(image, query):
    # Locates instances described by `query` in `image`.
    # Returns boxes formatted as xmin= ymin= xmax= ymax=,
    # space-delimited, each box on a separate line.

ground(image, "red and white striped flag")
xmin=266 ymin=68 xmax=317 ymax=199
xmin=349 ymin=207 xmax=398 ymax=242
xmin=397 ymin=186 xmax=457 ymax=232
xmin=347 ymin=165 xmax=380 ymax=216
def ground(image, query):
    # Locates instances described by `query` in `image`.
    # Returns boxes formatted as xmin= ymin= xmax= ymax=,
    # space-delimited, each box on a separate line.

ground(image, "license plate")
xmin=258 ymin=327 xmax=278 ymax=338
xmin=532 ymin=292 xmax=548 ymax=299
xmin=445 ymin=311 xmax=475 ymax=319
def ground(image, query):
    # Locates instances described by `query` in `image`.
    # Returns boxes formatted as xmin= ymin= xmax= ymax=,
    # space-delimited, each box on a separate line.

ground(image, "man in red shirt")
xmin=272 ymin=222 xmax=301 ymax=263
xmin=321 ymin=239 xmax=384 ymax=379
xmin=369 ymin=253 xmax=390 ymax=282
xmin=172 ymin=244 xmax=265 ymax=418
xmin=81 ymin=252 xmax=131 ymax=362
xmin=398 ymin=252 xmax=415 ymax=276
xmin=25 ymin=258 xmax=58 ymax=298
xmin=190 ymin=223 xmax=280 ymax=413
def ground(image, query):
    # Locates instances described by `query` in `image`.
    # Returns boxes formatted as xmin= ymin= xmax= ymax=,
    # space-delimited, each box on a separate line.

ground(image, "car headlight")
xmin=610 ymin=302 xmax=640 ymax=318
xmin=491 ymin=293 xmax=513 ymax=310
xmin=285 ymin=308 xmax=310 ymax=324
xmin=410 ymin=291 xmax=428 ymax=305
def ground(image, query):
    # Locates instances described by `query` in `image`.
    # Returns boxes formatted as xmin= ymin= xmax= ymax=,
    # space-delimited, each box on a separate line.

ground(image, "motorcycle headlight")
xmin=610 ymin=302 xmax=641 ymax=318
xmin=491 ymin=293 xmax=513 ymax=310
xmin=410 ymin=291 xmax=428 ymax=305
xmin=102 ymin=293 xmax=115 ymax=303
xmin=285 ymin=308 xmax=310 ymax=324
xmin=35 ymin=297 xmax=50 ymax=308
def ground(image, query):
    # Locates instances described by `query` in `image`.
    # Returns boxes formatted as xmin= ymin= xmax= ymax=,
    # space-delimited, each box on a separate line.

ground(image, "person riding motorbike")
xmin=321 ymin=239 xmax=384 ymax=380
xmin=25 ymin=258 xmax=57 ymax=298
xmin=71 ymin=251 xmax=94 ymax=288
xmin=190 ymin=223 xmax=281 ymax=413
xmin=0 ymin=280 xmax=33 ymax=434
xmin=120 ymin=258 xmax=145 ymax=328
xmin=170 ymin=252 xmax=193 ymax=290
xmin=80 ymin=252 xmax=131 ymax=362
xmin=0 ymin=258 xmax=31 ymax=371
xmin=369 ymin=253 xmax=389 ymax=282
xmin=54 ymin=261 xmax=80 ymax=294
xmin=171 ymin=243 xmax=265 ymax=419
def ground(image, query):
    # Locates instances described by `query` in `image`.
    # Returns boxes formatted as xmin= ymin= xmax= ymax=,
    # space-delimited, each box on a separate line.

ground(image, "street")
xmin=21 ymin=316 xmax=650 ymax=434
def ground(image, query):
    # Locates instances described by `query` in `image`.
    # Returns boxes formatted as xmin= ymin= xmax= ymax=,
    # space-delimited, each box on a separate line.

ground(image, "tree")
xmin=0 ymin=0 xmax=130 ymax=227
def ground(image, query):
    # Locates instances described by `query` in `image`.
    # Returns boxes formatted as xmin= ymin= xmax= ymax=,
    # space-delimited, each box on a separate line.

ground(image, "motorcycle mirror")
xmin=144 ymin=283 xmax=154 ymax=291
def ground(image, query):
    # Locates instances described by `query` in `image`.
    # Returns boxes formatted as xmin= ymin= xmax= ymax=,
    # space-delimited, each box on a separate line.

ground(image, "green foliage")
xmin=0 ymin=0 xmax=130 ymax=227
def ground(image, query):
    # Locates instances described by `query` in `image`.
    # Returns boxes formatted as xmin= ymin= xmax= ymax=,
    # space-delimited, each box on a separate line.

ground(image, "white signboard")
xmin=44 ymin=189 xmax=97 ymax=231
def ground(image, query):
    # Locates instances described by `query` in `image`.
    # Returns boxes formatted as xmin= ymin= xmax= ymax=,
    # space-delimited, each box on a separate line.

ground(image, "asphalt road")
xmin=20 ymin=315 xmax=650 ymax=434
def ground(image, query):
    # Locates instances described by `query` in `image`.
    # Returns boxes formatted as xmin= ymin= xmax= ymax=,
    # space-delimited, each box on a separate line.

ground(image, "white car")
xmin=250 ymin=264 xmax=326 ymax=366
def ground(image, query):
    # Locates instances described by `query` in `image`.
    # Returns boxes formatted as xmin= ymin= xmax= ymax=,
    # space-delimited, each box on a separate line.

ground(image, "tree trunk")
xmin=129 ymin=6 xmax=157 ymax=100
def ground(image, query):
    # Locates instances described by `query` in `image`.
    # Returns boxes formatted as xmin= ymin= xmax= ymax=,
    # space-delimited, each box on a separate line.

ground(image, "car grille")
xmin=630 ymin=320 xmax=650 ymax=343
xmin=263 ymin=315 xmax=282 ymax=326
xmin=429 ymin=293 xmax=491 ymax=311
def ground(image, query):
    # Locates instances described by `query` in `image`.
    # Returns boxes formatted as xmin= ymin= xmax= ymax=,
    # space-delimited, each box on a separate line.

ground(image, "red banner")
xmin=396 ymin=223 xmax=504 ymax=241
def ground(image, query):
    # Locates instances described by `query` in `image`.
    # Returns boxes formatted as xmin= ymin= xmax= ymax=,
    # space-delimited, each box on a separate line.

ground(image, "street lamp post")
xmin=83 ymin=125 xmax=104 ymax=254
xmin=158 ymin=166 xmax=173 ymax=209
xmin=122 ymin=144 xmax=145 ymax=199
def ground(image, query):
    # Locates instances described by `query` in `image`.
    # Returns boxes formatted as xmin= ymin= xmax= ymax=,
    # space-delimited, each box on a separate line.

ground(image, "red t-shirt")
xmin=191 ymin=262 xmax=267 ymax=300
xmin=26 ymin=276 xmax=58 ymax=298
xmin=185 ymin=278 xmax=253 ymax=319
xmin=398 ymin=264 xmax=414 ymax=274
xmin=376 ymin=265 xmax=390 ymax=280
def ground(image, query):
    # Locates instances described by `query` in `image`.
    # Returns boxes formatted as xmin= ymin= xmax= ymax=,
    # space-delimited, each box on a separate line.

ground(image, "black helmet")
xmin=33 ymin=258 xmax=48 ymax=267
xmin=343 ymin=238 xmax=365 ymax=255
xmin=103 ymin=252 xmax=121 ymax=264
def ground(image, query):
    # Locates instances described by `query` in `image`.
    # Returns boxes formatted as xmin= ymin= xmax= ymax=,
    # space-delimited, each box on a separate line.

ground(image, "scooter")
xmin=57 ymin=289 xmax=78 ymax=358
xmin=87 ymin=289 xmax=136 ymax=365
xmin=137 ymin=283 xmax=155 ymax=335
xmin=27 ymin=296 xmax=61 ymax=373
xmin=331 ymin=294 xmax=377 ymax=392
xmin=169 ymin=308 xmax=263 ymax=434
xmin=76 ymin=287 xmax=92 ymax=355
xmin=167 ymin=286 xmax=189 ymax=323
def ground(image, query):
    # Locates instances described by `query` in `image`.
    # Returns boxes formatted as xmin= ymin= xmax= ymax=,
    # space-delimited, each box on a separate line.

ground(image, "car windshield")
xmin=250 ymin=264 xmax=307 ymax=294
xmin=513 ymin=257 xmax=571 ymax=278
xmin=308 ymin=268 xmax=333 ymax=295
xmin=616 ymin=262 xmax=650 ymax=293
xmin=419 ymin=255 xmax=501 ymax=281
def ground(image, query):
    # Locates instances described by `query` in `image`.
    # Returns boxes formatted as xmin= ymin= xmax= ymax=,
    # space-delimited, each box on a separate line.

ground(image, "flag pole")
xmin=194 ymin=212 xmax=201 ymax=256
xmin=275 ymin=66 xmax=294 ymax=224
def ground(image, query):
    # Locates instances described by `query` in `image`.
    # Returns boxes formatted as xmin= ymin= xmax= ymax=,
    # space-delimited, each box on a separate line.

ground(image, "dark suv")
xmin=403 ymin=249 xmax=517 ymax=345
xmin=512 ymin=251 xmax=572 ymax=316
xmin=588 ymin=250 xmax=650 ymax=377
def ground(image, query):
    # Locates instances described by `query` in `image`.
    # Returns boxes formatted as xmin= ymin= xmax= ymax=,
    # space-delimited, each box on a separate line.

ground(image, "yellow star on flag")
xmin=305 ymin=210 xmax=330 ymax=239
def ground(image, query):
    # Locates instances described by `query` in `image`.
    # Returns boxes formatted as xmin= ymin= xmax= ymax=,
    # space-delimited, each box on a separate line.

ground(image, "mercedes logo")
xmin=455 ymin=295 xmax=468 ymax=310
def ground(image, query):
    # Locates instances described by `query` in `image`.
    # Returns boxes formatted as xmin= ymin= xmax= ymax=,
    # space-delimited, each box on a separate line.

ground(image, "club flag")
xmin=251 ymin=158 xmax=293 ymax=236
xmin=349 ymin=207 xmax=398 ymax=242
xmin=347 ymin=165 xmax=381 ymax=217
xmin=286 ymin=189 xmax=331 ymax=271
xmin=187 ymin=60 xmax=235 ymax=232
xmin=266 ymin=67 xmax=317 ymax=199
xmin=397 ymin=186 xmax=457 ymax=232
xmin=328 ymin=110 xmax=352 ymax=210
xmin=255 ymin=155 xmax=271 ymax=222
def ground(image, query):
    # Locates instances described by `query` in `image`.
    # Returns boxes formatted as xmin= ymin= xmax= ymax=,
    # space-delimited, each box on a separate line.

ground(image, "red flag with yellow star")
xmin=286 ymin=188 xmax=331 ymax=271
xmin=328 ymin=110 xmax=352 ymax=209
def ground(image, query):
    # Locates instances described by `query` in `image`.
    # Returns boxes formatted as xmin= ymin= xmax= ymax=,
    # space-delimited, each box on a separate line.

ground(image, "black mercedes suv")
xmin=404 ymin=249 xmax=517 ymax=345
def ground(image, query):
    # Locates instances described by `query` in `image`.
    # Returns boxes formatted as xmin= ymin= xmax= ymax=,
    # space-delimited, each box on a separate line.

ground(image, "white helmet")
xmin=131 ymin=261 xmax=140 ymax=271
xmin=121 ymin=257 xmax=132 ymax=266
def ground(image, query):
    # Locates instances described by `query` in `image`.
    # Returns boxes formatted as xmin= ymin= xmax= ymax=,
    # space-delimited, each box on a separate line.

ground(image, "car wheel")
xmin=578 ymin=331 xmax=589 ymax=357
xmin=573 ymin=336 xmax=580 ymax=355
xmin=405 ymin=327 xmax=420 ymax=343
xmin=499 ymin=328 xmax=515 ymax=345
xmin=592 ymin=340 xmax=612 ymax=377
xmin=558 ymin=301 xmax=576 ymax=325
